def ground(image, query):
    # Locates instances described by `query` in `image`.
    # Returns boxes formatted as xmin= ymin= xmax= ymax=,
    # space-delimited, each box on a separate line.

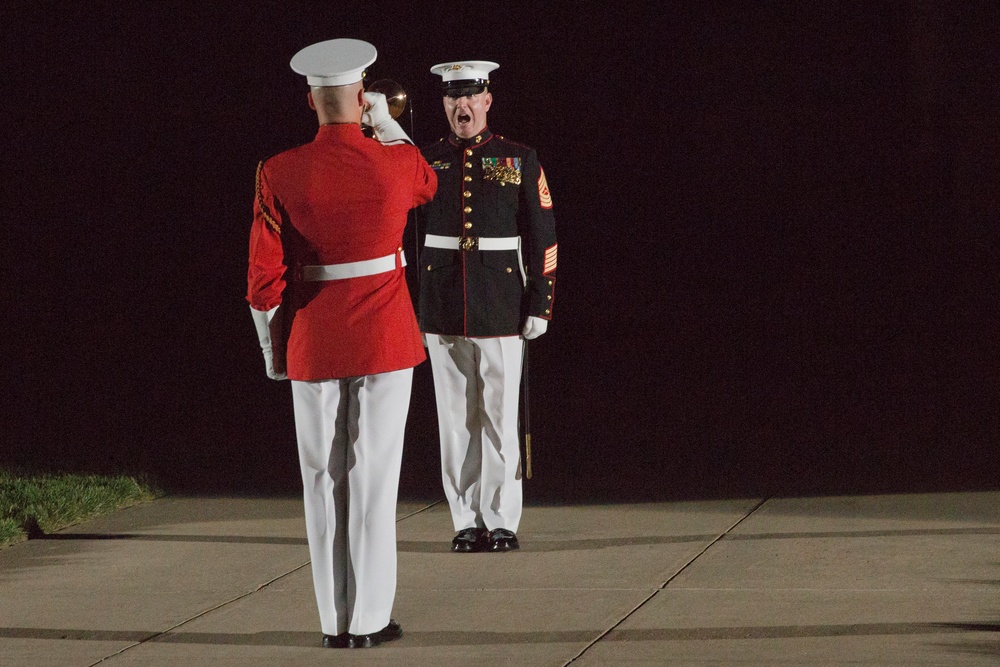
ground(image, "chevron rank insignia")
xmin=538 ymin=167 xmax=553 ymax=209
xmin=543 ymin=243 xmax=557 ymax=275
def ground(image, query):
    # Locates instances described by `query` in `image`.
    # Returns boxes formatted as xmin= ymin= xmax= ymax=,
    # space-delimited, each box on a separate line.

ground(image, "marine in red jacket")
xmin=248 ymin=101 xmax=435 ymax=380
xmin=246 ymin=38 xmax=436 ymax=650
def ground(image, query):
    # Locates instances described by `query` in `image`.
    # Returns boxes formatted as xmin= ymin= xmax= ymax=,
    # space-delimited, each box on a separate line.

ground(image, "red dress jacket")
xmin=247 ymin=124 xmax=438 ymax=380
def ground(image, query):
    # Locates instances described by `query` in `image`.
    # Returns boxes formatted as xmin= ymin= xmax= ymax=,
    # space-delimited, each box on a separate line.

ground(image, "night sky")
xmin=6 ymin=2 xmax=999 ymax=501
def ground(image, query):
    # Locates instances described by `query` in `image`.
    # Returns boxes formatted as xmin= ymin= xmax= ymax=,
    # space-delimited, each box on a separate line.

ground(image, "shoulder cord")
xmin=255 ymin=161 xmax=281 ymax=234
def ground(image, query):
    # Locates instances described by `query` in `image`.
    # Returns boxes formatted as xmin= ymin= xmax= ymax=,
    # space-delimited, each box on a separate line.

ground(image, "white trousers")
xmin=425 ymin=334 xmax=524 ymax=533
xmin=290 ymin=368 xmax=412 ymax=636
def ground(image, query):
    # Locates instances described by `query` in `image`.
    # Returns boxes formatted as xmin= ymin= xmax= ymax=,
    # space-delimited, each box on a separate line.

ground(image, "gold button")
xmin=500 ymin=182 xmax=506 ymax=187
xmin=397 ymin=246 xmax=402 ymax=252
xmin=464 ymin=162 xmax=472 ymax=168
xmin=463 ymin=190 xmax=472 ymax=198
xmin=427 ymin=265 xmax=432 ymax=271
xmin=547 ymin=295 xmax=552 ymax=300
xmin=548 ymin=280 xmax=553 ymax=285
xmin=506 ymin=267 xmax=512 ymax=273
xmin=475 ymin=135 xmax=482 ymax=143
xmin=465 ymin=149 xmax=473 ymax=156
xmin=464 ymin=222 xmax=472 ymax=229
xmin=464 ymin=175 xmax=472 ymax=182
xmin=464 ymin=206 xmax=472 ymax=213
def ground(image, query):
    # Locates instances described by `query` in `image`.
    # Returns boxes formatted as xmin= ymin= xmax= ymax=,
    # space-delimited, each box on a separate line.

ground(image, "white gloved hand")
xmin=250 ymin=306 xmax=287 ymax=380
xmin=362 ymin=92 xmax=390 ymax=127
xmin=362 ymin=92 xmax=412 ymax=145
xmin=521 ymin=316 xmax=548 ymax=340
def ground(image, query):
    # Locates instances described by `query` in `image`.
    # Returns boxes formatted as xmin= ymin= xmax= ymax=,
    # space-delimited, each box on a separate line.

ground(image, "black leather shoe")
xmin=348 ymin=619 xmax=403 ymax=648
xmin=488 ymin=528 xmax=520 ymax=552
xmin=451 ymin=527 xmax=487 ymax=552
xmin=321 ymin=633 xmax=349 ymax=648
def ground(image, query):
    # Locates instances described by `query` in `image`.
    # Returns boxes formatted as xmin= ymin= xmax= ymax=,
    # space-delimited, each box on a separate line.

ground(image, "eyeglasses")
xmin=444 ymin=84 xmax=487 ymax=99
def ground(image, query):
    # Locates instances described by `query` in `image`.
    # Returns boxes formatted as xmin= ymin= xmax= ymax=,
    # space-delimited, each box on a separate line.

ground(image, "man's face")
xmin=443 ymin=90 xmax=492 ymax=139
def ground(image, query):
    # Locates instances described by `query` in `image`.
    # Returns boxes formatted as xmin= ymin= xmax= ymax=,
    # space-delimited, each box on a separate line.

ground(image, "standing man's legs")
xmin=426 ymin=334 xmax=524 ymax=540
xmin=426 ymin=334 xmax=483 ymax=532
xmin=293 ymin=379 xmax=350 ymax=637
xmin=291 ymin=367 xmax=413 ymax=638
xmin=474 ymin=336 xmax=524 ymax=534
xmin=346 ymin=368 xmax=411 ymax=634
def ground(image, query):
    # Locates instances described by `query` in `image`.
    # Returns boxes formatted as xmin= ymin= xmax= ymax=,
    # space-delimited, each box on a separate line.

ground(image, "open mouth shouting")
xmin=448 ymin=106 xmax=477 ymax=138
xmin=444 ymin=90 xmax=492 ymax=139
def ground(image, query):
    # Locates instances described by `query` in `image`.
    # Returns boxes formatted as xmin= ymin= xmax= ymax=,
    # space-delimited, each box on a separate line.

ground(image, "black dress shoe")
xmin=451 ymin=527 xmax=487 ymax=552
xmin=348 ymin=619 xmax=403 ymax=648
xmin=321 ymin=632 xmax=349 ymax=648
xmin=488 ymin=528 xmax=520 ymax=552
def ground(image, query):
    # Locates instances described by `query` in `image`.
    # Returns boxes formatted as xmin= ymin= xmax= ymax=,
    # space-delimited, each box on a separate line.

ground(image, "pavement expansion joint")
xmin=562 ymin=497 xmax=771 ymax=665
xmin=86 ymin=562 xmax=311 ymax=666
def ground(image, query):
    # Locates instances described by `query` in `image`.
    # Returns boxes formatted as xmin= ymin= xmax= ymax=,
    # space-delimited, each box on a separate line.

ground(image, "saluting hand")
xmin=362 ymin=92 xmax=390 ymax=128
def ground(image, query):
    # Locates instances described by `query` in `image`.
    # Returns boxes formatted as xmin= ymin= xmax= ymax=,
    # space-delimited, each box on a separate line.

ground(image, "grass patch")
xmin=0 ymin=470 xmax=161 ymax=549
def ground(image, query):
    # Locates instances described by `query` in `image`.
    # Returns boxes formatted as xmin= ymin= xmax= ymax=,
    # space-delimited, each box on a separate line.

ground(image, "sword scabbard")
xmin=525 ymin=433 xmax=532 ymax=479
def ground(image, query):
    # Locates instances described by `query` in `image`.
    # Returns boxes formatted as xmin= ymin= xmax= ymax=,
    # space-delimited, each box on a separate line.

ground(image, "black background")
xmin=5 ymin=1 xmax=998 ymax=502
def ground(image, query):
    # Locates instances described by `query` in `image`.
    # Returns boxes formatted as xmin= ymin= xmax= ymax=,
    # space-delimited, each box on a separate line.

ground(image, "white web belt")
xmin=299 ymin=251 xmax=405 ymax=282
xmin=424 ymin=234 xmax=520 ymax=251
xmin=424 ymin=234 xmax=526 ymax=286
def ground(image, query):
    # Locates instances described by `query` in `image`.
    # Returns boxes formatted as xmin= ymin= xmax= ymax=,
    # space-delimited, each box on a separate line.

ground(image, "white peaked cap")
xmin=430 ymin=60 xmax=499 ymax=84
xmin=290 ymin=38 xmax=377 ymax=86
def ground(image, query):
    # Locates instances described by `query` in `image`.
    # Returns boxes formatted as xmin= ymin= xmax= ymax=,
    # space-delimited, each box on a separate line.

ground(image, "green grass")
xmin=0 ymin=471 xmax=161 ymax=548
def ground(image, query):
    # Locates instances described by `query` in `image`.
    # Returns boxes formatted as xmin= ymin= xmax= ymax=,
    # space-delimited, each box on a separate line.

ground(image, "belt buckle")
xmin=459 ymin=236 xmax=478 ymax=251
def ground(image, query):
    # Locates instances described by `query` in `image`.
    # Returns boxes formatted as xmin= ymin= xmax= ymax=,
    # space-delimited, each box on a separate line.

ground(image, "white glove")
xmin=362 ymin=92 xmax=412 ymax=145
xmin=250 ymin=306 xmax=287 ymax=380
xmin=521 ymin=316 xmax=548 ymax=340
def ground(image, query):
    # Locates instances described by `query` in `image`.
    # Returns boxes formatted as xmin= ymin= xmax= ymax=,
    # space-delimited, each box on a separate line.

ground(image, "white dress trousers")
xmin=290 ymin=367 xmax=412 ymax=636
xmin=425 ymin=334 xmax=524 ymax=533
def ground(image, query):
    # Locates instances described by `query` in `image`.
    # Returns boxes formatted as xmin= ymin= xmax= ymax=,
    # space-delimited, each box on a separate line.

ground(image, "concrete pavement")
xmin=1 ymin=491 xmax=998 ymax=665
